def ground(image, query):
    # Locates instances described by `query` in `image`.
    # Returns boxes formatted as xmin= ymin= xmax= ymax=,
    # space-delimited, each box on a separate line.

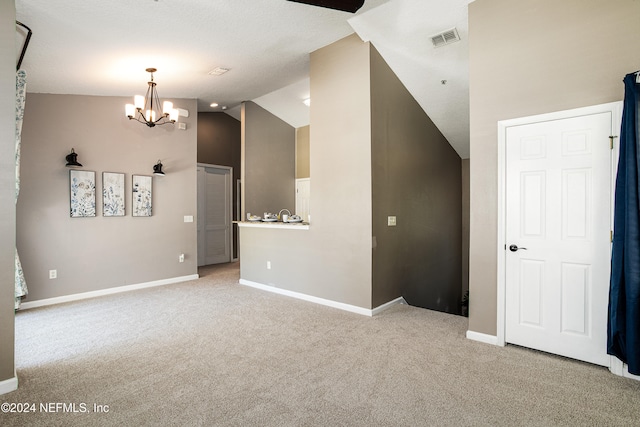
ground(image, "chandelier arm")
xmin=129 ymin=114 xmax=151 ymax=126
xmin=126 ymin=68 xmax=175 ymax=128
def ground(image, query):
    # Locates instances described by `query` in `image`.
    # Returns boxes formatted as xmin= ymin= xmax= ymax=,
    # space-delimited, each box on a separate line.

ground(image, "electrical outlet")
xmin=267 ymin=261 xmax=271 ymax=270
xmin=388 ymin=216 xmax=397 ymax=226
xmin=179 ymin=254 xmax=185 ymax=263
xmin=49 ymin=269 xmax=57 ymax=279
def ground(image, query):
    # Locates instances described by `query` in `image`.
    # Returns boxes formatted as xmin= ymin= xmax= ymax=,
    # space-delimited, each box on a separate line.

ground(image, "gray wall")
xmin=18 ymin=94 xmax=198 ymax=302
xmin=197 ymin=112 xmax=241 ymax=259
xmin=461 ymin=158 xmax=469 ymax=301
xmin=468 ymin=0 xmax=640 ymax=335
xmin=241 ymin=101 xmax=295 ymax=217
xmin=370 ymin=45 xmax=462 ymax=311
xmin=296 ymin=125 xmax=310 ymax=179
xmin=239 ymin=34 xmax=373 ymax=309
xmin=0 ymin=0 xmax=16 ymax=385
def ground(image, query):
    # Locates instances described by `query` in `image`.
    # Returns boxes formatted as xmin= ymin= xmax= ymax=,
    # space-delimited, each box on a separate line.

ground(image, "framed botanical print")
xmin=103 ymin=172 xmax=125 ymax=217
xmin=69 ymin=170 xmax=96 ymax=218
xmin=132 ymin=175 xmax=152 ymax=217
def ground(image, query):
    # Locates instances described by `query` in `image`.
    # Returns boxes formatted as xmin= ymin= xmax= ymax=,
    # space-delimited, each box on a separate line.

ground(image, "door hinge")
xmin=611 ymin=230 xmax=614 ymax=242
xmin=609 ymin=135 xmax=618 ymax=149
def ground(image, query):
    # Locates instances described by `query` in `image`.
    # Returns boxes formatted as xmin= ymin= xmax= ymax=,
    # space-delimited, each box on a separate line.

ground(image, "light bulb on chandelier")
xmin=125 ymin=68 xmax=179 ymax=127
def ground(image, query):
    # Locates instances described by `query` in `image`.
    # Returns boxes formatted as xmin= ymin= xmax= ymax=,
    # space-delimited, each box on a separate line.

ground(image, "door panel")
xmin=197 ymin=166 xmax=231 ymax=266
xmin=505 ymin=112 xmax=611 ymax=366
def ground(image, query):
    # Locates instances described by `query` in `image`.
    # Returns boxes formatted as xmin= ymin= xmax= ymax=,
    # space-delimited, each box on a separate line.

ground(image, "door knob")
xmin=509 ymin=244 xmax=527 ymax=252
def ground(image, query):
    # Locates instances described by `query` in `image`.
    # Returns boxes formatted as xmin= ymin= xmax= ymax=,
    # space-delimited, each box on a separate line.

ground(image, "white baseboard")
xmin=0 ymin=375 xmax=18 ymax=396
xmin=609 ymin=357 xmax=640 ymax=381
xmin=372 ymin=296 xmax=407 ymax=315
xmin=239 ymin=279 xmax=405 ymax=317
xmin=19 ymin=274 xmax=200 ymax=310
xmin=466 ymin=330 xmax=500 ymax=346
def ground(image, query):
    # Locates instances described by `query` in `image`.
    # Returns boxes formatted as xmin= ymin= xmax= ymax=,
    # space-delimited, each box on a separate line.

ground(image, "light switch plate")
xmin=184 ymin=215 xmax=194 ymax=223
xmin=388 ymin=216 xmax=397 ymax=226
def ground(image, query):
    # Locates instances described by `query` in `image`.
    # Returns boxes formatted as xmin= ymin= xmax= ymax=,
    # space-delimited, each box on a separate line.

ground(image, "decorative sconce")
xmin=153 ymin=160 xmax=165 ymax=176
xmin=65 ymin=148 xmax=82 ymax=168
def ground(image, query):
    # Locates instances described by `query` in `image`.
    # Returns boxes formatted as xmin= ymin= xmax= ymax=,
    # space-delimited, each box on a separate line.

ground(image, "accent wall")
xmin=370 ymin=45 xmax=462 ymax=312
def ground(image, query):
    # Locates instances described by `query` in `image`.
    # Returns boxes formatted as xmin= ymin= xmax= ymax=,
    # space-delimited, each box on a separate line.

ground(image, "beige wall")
xmin=370 ymin=45 xmax=462 ymax=310
xmin=295 ymin=125 xmax=310 ymax=179
xmin=18 ymin=94 xmax=198 ymax=302
xmin=307 ymin=33 xmax=373 ymax=307
xmin=468 ymin=0 xmax=640 ymax=334
xmin=240 ymin=34 xmax=373 ymax=309
xmin=241 ymin=101 xmax=295 ymax=217
xmin=0 ymin=0 xmax=16 ymax=385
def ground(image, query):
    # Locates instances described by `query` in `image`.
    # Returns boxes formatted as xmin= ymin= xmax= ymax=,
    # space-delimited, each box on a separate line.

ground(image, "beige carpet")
xmin=1 ymin=262 xmax=639 ymax=426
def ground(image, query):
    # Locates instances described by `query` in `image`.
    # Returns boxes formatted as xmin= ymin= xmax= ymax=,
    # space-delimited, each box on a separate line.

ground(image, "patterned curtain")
xmin=15 ymin=70 xmax=28 ymax=310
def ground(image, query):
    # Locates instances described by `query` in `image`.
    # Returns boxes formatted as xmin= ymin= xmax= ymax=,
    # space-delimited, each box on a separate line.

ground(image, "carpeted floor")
xmin=1 ymin=262 xmax=639 ymax=426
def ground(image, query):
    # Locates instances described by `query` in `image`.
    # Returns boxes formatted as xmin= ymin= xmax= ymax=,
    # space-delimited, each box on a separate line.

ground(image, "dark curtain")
xmin=608 ymin=72 xmax=640 ymax=375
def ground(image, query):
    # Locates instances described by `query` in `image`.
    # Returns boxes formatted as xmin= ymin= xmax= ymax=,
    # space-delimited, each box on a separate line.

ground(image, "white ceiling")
xmin=15 ymin=0 xmax=470 ymax=158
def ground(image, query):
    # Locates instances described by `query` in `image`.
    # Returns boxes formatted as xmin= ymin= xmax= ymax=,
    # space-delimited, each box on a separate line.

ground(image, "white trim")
xmin=496 ymin=101 xmax=623 ymax=350
xmin=236 ymin=221 xmax=309 ymax=230
xmin=19 ymin=274 xmax=199 ymax=310
xmin=239 ymin=279 xmax=404 ymax=317
xmin=0 ymin=375 xmax=18 ymax=396
xmin=371 ymin=296 xmax=407 ymax=315
xmin=466 ymin=330 xmax=500 ymax=346
xmin=609 ymin=357 xmax=640 ymax=381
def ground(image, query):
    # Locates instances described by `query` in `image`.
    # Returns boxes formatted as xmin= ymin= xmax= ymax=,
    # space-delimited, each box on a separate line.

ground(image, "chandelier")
xmin=125 ymin=68 xmax=178 ymax=127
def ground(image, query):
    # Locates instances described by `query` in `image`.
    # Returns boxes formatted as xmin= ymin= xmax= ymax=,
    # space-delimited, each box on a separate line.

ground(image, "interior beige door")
xmin=505 ymin=112 xmax=612 ymax=366
xmin=197 ymin=166 xmax=231 ymax=266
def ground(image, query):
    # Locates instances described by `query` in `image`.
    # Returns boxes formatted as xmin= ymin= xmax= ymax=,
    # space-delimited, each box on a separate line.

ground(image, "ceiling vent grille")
xmin=430 ymin=28 xmax=460 ymax=48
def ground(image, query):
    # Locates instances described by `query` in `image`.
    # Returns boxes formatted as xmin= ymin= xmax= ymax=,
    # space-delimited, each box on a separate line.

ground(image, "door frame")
xmin=496 ymin=101 xmax=622 ymax=351
xmin=295 ymin=177 xmax=310 ymax=222
xmin=197 ymin=163 xmax=234 ymax=266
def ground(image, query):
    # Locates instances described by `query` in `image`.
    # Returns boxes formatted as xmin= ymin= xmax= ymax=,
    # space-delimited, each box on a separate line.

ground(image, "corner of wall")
xmin=0 ymin=0 xmax=17 ymax=384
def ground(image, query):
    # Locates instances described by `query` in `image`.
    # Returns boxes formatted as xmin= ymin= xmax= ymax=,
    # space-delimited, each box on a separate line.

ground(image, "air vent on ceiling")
xmin=430 ymin=28 xmax=460 ymax=48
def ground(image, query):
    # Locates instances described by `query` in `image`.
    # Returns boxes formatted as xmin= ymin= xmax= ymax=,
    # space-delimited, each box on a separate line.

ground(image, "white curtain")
xmin=15 ymin=70 xmax=27 ymax=310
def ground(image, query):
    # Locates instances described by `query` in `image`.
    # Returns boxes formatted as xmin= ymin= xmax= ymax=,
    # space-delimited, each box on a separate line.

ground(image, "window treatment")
xmin=15 ymin=70 xmax=28 ymax=310
xmin=608 ymin=71 xmax=640 ymax=375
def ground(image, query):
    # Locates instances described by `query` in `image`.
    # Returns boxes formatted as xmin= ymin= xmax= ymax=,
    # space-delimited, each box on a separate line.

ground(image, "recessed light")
xmin=210 ymin=102 xmax=219 ymax=108
xmin=208 ymin=67 xmax=230 ymax=76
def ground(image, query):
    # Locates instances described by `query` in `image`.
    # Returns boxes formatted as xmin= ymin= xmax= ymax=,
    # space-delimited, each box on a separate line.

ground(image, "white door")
xmin=505 ymin=112 xmax=612 ymax=366
xmin=295 ymin=178 xmax=310 ymax=222
xmin=197 ymin=166 xmax=231 ymax=266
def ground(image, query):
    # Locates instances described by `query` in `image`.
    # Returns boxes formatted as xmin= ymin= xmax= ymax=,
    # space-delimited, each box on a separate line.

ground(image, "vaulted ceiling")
xmin=15 ymin=0 xmax=470 ymax=158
